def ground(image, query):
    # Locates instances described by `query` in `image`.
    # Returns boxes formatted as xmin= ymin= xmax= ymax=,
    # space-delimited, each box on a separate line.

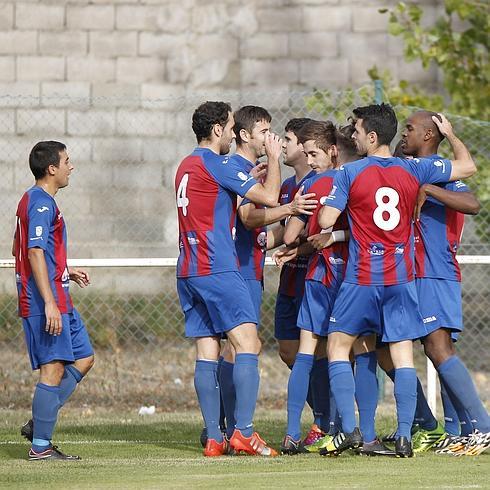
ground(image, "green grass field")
xmin=1 ymin=408 xmax=488 ymax=489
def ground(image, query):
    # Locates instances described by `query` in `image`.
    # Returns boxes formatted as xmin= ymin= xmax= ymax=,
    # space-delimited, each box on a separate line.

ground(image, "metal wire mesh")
xmin=0 ymin=87 xmax=488 ymax=404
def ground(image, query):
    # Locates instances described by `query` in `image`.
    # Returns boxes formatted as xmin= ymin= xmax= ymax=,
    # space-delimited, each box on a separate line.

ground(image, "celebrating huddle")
xmin=175 ymin=101 xmax=490 ymax=458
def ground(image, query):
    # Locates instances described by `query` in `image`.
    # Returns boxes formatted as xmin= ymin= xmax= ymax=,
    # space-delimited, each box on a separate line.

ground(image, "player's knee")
xmin=278 ymin=347 xmax=295 ymax=366
xmin=424 ymin=341 xmax=454 ymax=368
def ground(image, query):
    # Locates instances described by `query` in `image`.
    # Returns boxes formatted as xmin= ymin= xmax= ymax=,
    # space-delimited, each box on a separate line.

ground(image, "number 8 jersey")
xmin=175 ymin=147 xmax=258 ymax=278
xmin=325 ymin=156 xmax=452 ymax=285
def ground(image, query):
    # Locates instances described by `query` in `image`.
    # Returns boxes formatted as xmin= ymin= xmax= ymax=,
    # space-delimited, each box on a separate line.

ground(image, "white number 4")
xmin=373 ymin=187 xmax=400 ymax=231
xmin=176 ymin=173 xmax=190 ymax=216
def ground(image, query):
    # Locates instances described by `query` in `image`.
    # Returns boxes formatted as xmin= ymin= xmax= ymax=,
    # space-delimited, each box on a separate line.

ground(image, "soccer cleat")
xmin=435 ymin=435 xmax=469 ymax=455
xmin=381 ymin=424 xmax=419 ymax=443
xmin=357 ymin=438 xmax=396 ymax=457
xmin=319 ymin=427 xmax=363 ymax=456
xmin=28 ymin=445 xmax=81 ymax=461
xmin=21 ymin=419 xmax=34 ymax=443
xmin=302 ymin=424 xmax=325 ymax=447
xmin=280 ymin=435 xmax=307 ymax=455
xmin=229 ymin=429 xmax=278 ymax=457
xmin=395 ymin=436 xmax=413 ymax=458
xmin=305 ymin=433 xmax=334 ymax=453
xmin=412 ymin=421 xmax=445 ymax=453
xmin=458 ymin=430 xmax=490 ymax=457
xmin=203 ymin=438 xmax=229 ymax=457
xmin=200 ymin=427 xmax=208 ymax=448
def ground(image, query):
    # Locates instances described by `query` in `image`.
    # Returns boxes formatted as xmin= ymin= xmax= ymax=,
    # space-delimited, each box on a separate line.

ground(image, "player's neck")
xmin=35 ymin=179 xmax=59 ymax=197
xmin=294 ymin=163 xmax=311 ymax=183
xmin=368 ymin=145 xmax=392 ymax=158
xmin=414 ymin=147 xmax=439 ymax=158
xmin=235 ymin=146 xmax=256 ymax=164
xmin=198 ymin=141 xmax=221 ymax=155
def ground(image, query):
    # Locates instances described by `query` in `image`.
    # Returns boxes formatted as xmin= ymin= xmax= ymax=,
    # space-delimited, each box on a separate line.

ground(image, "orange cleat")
xmin=229 ymin=429 xmax=278 ymax=457
xmin=203 ymin=438 xmax=229 ymax=457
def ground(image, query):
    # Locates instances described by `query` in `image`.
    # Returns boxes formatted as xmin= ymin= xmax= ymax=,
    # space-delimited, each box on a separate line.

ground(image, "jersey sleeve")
xmin=214 ymin=158 xmax=258 ymax=198
xmin=323 ymin=166 xmax=349 ymax=212
xmin=27 ymin=198 xmax=54 ymax=250
xmin=413 ymin=157 xmax=452 ymax=185
xmin=446 ymin=180 xmax=469 ymax=193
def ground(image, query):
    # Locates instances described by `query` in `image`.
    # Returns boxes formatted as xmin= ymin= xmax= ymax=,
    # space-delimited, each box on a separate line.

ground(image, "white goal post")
xmin=1 ymin=255 xmax=488 ymax=415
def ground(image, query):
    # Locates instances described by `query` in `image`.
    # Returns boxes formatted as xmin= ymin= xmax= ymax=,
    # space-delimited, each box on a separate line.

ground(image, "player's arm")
xmin=283 ymin=216 xmax=306 ymax=247
xmin=414 ymin=185 xmax=480 ymax=221
xmin=28 ymin=247 xmax=62 ymax=336
xmin=432 ymin=114 xmax=476 ymax=181
xmin=307 ymin=229 xmax=350 ymax=250
xmin=318 ymin=206 xmax=342 ymax=231
xmin=243 ymin=133 xmax=282 ymax=207
xmin=266 ymin=224 xmax=284 ymax=250
xmin=238 ymin=187 xmax=317 ymax=230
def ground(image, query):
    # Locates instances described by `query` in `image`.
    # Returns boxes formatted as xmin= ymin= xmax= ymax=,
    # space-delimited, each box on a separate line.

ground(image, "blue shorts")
xmin=22 ymin=308 xmax=94 ymax=371
xmin=274 ymin=293 xmax=302 ymax=340
xmin=177 ymin=272 xmax=258 ymax=338
xmin=416 ymin=278 xmax=463 ymax=341
xmin=245 ymin=279 xmax=263 ymax=325
xmin=328 ymin=282 xmax=428 ymax=343
xmin=297 ymin=280 xmax=339 ymax=337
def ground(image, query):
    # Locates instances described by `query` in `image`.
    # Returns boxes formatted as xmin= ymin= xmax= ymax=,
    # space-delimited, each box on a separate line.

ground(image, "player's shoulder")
xmin=27 ymin=186 xmax=55 ymax=208
xmin=281 ymin=175 xmax=296 ymax=189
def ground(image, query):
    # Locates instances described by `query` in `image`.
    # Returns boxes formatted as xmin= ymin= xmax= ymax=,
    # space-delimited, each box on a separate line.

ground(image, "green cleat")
xmin=305 ymin=433 xmax=334 ymax=453
xmin=412 ymin=421 xmax=446 ymax=453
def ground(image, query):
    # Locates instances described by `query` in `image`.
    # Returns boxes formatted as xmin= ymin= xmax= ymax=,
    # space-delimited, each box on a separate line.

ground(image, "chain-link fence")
xmin=1 ymin=85 xmax=488 ymax=407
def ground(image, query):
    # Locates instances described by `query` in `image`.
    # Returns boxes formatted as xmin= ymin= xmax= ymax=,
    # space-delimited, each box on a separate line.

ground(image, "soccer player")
xmin=279 ymin=120 xmax=350 ymax=454
xmin=218 ymin=107 xmax=318 ymax=440
xmin=402 ymin=111 xmax=489 ymax=455
xmin=175 ymin=101 xmax=281 ymax=457
xmin=317 ymin=104 xmax=477 ymax=457
xmin=14 ymin=141 xmax=95 ymax=460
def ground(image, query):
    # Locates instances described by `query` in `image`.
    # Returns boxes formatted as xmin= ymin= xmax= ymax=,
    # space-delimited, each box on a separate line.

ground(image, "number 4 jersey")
xmin=175 ymin=147 xmax=258 ymax=278
xmin=325 ymin=156 xmax=452 ymax=285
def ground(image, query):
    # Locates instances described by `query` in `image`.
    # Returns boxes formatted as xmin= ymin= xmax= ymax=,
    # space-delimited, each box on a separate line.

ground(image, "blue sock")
xmin=355 ymin=352 xmax=378 ymax=443
xmin=437 ymin=356 xmax=490 ymax=432
xmin=58 ymin=365 xmax=83 ymax=407
xmin=31 ymin=383 xmax=61 ymax=452
xmin=394 ymin=368 xmax=417 ymax=440
xmin=218 ymin=360 xmax=236 ymax=438
xmin=289 ymin=363 xmax=315 ymax=418
xmin=194 ymin=360 xmax=222 ymax=442
xmin=329 ymin=389 xmax=341 ymax=435
xmin=439 ymin=377 xmax=460 ymax=435
xmin=233 ymin=353 xmax=259 ymax=438
xmin=286 ymin=353 xmax=314 ymax=440
xmin=217 ymin=357 xmax=226 ymax=431
xmin=329 ymin=361 xmax=356 ymax=434
xmin=311 ymin=358 xmax=330 ymax=432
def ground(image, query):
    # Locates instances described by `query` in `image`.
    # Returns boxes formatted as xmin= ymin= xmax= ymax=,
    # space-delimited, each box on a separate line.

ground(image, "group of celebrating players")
xmin=12 ymin=99 xmax=489 ymax=461
xmin=175 ymin=101 xmax=490 ymax=459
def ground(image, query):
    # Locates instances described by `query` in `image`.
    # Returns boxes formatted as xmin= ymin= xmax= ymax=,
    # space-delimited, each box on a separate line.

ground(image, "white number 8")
xmin=373 ymin=187 xmax=400 ymax=231
xmin=176 ymin=173 xmax=190 ymax=216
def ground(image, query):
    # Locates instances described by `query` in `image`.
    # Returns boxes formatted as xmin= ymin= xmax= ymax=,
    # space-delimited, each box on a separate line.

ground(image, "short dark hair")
xmin=284 ymin=118 xmax=313 ymax=137
xmin=335 ymin=124 xmax=358 ymax=162
xmin=234 ymin=105 xmax=272 ymax=145
xmin=192 ymin=101 xmax=232 ymax=143
xmin=29 ymin=141 xmax=66 ymax=180
xmin=352 ymin=103 xmax=398 ymax=146
xmin=297 ymin=120 xmax=336 ymax=153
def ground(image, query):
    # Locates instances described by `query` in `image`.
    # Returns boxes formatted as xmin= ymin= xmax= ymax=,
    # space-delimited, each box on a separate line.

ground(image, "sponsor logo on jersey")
xmin=455 ymin=180 xmax=466 ymax=188
xmin=37 ymin=206 xmax=49 ymax=213
xmin=15 ymin=273 xmax=21 ymax=283
xmin=319 ymin=195 xmax=328 ymax=205
xmin=329 ymin=257 xmax=345 ymax=265
xmin=395 ymin=246 xmax=404 ymax=254
xmin=368 ymin=244 xmax=385 ymax=255
xmin=187 ymin=237 xmax=200 ymax=245
xmin=222 ymin=157 xmax=229 ymax=164
xmin=35 ymin=226 xmax=43 ymax=237
xmin=433 ymin=159 xmax=446 ymax=173
xmin=238 ymin=171 xmax=254 ymax=187
xmin=257 ymin=231 xmax=267 ymax=248
xmin=423 ymin=315 xmax=437 ymax=324
xmin=61 ymin=268 xmax=70 ymax=282
xmin=281 ymin=193 xmax=289 ymax=200
xmin=58 ymin=213 xmax=63 ymax=220
xmin=329 ymin=316 xmax=336 ymax=323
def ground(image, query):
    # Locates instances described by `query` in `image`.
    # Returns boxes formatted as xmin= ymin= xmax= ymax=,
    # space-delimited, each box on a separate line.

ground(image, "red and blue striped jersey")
xmin=233 ymin=154 xmax=267 ymax=281
xmin=15 ymin=186 xmax=73 ymax=318
xmin=414 ymin=155 xmax=467 ymax=281
xmin=298 ymin=170 xmax=348 ymax=288
xmin=277 ymin=171 xmax=315 ymax=297
xmin=175 ymin=147 xmax=258 ymax=278
xmin=325 ymin=156 xmax=452 ymax=286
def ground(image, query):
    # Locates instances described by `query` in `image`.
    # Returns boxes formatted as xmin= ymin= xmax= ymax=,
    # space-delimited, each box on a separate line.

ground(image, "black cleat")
xmin=357 ymin=438 xmax=396 ymax=457
xmin=21 ymin=419 xmax=33 ymax=443
xmin=319 ymin=427 xmax=363 ymax=456
xmin=28 ymin=445 xmax=81 ymax=461
xmin=395 ymin=436 xmax=414 ymax=458
xmin=280 ymin=435 xmax=307 ymax=455
xmin=200 ymin=427 xmax=208 ymax=448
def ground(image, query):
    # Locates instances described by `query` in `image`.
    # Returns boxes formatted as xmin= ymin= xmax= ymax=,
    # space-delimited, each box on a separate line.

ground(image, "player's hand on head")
xmin=250 ymin=162 xmax=268 ymax=181
xmin=69 ymin=267 xmax=90 ymax=288
xmin=413 ymin=185 xmax=428 ymax=222
xmin=45 ymin=301 xmax=62 ymax=336
xmin=265 ymin=132 xmax=283 ymax=162
xmin=290 ymin=186 xmax=318 ymax=216
xmin=307 ymin=232 xmax=333 ymax=250
xmin=432 ymin=113 xmax=453 ymax=137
